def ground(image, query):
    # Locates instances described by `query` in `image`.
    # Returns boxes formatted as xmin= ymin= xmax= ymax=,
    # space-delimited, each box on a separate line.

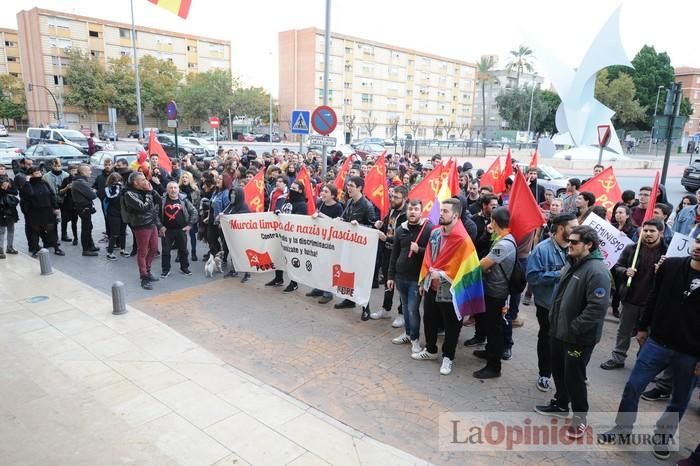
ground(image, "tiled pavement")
xmin=0 ymin=254 xmax=428 ymax=465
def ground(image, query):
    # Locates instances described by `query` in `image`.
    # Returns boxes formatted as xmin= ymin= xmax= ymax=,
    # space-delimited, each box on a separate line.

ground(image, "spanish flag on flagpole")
xmin=147 ymin=0 xmax=192 ymax=19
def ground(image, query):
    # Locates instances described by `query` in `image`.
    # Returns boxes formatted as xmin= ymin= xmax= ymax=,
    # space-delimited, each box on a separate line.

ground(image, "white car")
xmin=184 ymin=137 xmax=216 ymax=158
xmin=0 ymin=141 xmax=22 ymax=166
xmin=0 ymin=125 xmax=8 ymax=137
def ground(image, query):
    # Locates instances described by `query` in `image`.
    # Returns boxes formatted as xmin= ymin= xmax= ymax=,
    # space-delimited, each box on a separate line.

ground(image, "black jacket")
xmin=379 ymin=207 xmax=407 ymax=250
xmin=341 ymin=195 xmax=377 ymax=226
xmin=71 ymin=176 xmax=97 ymax=208
xmin=613 ymin=241 xmax=667 ymax=306
xmin=222 ymin=186 xmax=250 ymax=215
xmin=92 ymin=169 xmax=112 ymax=200
xmin=122 ymin=187 xmax=161 ymax=228
xmin=453 ymin=195 xmax=478 ymax=243
xmin=638 ymin=257 xmax=700 ymax=358
xmin=280 ymin=190 xmax=308 ymax=215
xmin=388 ymin=220 xmax=433 ymax=281
xmin=20 ymin=177 xmax=57 ymax=225
xmin=0 ymin=187 xmax=19 ymax=226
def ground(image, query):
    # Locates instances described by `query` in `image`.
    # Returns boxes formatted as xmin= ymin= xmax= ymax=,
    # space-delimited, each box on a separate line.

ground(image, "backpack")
xmin=497 ymin=237 xmax=527 ymax=294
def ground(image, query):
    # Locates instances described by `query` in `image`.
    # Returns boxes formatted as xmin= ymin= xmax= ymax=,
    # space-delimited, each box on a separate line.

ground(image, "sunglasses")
xmin=568 ymin=239 xmax=581 ymax=245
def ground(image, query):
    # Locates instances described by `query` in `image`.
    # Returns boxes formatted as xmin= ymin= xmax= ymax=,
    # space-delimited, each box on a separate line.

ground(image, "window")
xmin=119 ymin=28 xmax=131 ymax=39
xmin=344 ymin=64 xmax=352 ymax=72
xmin=344 ymin=82 xmax=351 ymax=89
xmin=344 ymin=98 xmax=352 ymax=105
xmin=188 ymin=63 xmax=197 ymax=69
xmin=361 ymin=94 xmax=372 ymax=104
xmin=48 ymin=17 xmax=70 ymax=30
xmin=90 ymin=50 xmax=101 ymax=58
xmin=405 ymin=104 xmax=411 ymax=110
xmin=49 ymin=37 xmax=72 ymax=49
xmin=406 ymin=90 xmax=413 ymax=96
xmin=208 ymin=43 xmax=224 ymax=54
xmin=119 ymin=47 xmax=131 ymax=57
xmin=89 ymin=30 xmax=99 ymax=38
xmin=345 ymin=47 xmax=352 ymax=54
xmin=4 ymin=40 xmax=16 ymax=47
xmin=187 ymin=45 xmax=197 ymax=52
xmin=53 ymin=75 xmax=66 ymax=85
xmin=407 ymin=75 xmax=413 ymax=81
xmin=318 ymin=89 xmax=334 ymax=100
xmin=9 ymin=72 xmax=18 ymax=77
xmin=7 ymin=57 xmax=17 ymax=62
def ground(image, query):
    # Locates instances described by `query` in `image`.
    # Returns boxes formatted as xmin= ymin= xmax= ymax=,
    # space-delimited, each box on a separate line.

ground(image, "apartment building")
xmin=0 ymin=28 xmax=22 ymax=78
xmin=674 ymin=67 xmax=700 ymax=139
xmin=472 ymin=65 xmax=544 ymax=139
xmin=16 ymin=7 xmax=231 ymax=132
xmin=279 ymin=28 xmax=477 ymax=143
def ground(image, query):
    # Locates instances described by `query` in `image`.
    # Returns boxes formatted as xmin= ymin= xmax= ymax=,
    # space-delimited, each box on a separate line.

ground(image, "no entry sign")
xmin=311 ymin=106 xmax=337 ymax=136
xmin=209 ymin=116 xmax=220 ymax=128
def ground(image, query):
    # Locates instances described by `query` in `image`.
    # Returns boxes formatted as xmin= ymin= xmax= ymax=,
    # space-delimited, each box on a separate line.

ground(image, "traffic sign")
xmin=209 ymin=116 xmax=220 ymax=128
xmin=167 ymin=119 xmax=178 ymax=128
xmin=166 ymin=101 xmax=178 ymax=120
xmin=311 ymin=105 xmax=337 ymax=136
xmin=291 ymin=110 xmax=310 ymax=135
xmin=654 ymin=115 xmax=688 ymax=140
xmin=308 ymin=135 xmax=337 ymax=146
xmin=597 ymin=124 xmax=611 ymax=147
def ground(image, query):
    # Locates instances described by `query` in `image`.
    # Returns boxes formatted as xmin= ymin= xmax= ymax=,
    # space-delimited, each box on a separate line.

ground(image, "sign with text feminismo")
xmin=582 ymin=213 xmax=633 ymax=269
xmin=220 ymin=213 xmax=379 ymax=306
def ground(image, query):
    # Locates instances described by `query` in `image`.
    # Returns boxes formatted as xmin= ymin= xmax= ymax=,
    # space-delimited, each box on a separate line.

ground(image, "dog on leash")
xmin=204 ymin=251 xmax=225 ymax=277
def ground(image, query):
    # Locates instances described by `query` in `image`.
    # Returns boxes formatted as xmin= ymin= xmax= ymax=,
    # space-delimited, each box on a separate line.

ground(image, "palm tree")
xmin=477 ymin=55 xmax=496 ymax=157
xmin=506 ymin=45 xmax=535 ymax=89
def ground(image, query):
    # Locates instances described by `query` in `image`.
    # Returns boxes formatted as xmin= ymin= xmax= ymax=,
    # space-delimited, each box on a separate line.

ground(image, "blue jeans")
xmin=503 ymin=256 xmax=528 ymax=349
xmin=614 ymin=338 xmax=698 ymax=440
xmin=395 ymin=278 xmax=420 ymax=340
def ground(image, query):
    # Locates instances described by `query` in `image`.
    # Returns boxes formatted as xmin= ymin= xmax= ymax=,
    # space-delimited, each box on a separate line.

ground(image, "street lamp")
xmin=526 ymin=73 xmax=538 ymax=146
xmin=649 ymin=85 xmax=664 ymax=153
xmin=28 ymin=82 xmax=62 ymax=126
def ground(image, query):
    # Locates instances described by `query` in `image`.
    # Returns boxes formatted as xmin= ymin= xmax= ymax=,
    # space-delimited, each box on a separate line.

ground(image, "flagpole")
xmin=626 ymin=240 xmax=642 ymax=287
xmin=408 ymin=219 xmax=430 ymax=258
xmin=130 ymin=0 xmax=144 ymax=139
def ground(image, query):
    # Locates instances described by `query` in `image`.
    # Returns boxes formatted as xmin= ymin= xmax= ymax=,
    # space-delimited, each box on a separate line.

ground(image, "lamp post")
xmin=28 ymin=83 xmax=62 ymax=126
xmin=649 ymin=85 xmax=664 ymax=154
xmin=526 ymin=73 xmax=538 ymax=146
xmin=269 ymin=51 xmax=274 ymax=143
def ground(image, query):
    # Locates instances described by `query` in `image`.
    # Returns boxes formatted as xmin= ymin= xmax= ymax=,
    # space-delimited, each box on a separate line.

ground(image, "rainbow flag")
xmin=419 ymin=209 xmax=485 ymax=319
xmin=148 ymin=0 xmax=191 ymax=19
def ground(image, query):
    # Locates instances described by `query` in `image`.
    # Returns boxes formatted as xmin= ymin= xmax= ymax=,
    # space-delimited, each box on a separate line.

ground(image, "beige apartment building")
xmin=675 ymin=67 xmax=700 ymax=139
xmin=0 ymin=28 xmax=22 ymax=78
xmin=279 ymin=28 xmax=477 ymax=144
xmin=16 ymin=7 xmax=231 ymax=133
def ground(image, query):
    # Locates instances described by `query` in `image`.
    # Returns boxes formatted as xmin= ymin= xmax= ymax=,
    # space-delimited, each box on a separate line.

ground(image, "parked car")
xmin=354 ymin=143 xmax=386 ymax=160
xmin=88 ymin=151 xmax=137 ymax=181
xmin=238 ymin=133 xmax=257 ymax=142
xmin=26 ymin=127 xmax=90 ymax=154
xmin=351 ymin=137 xmax=385 ymax=148
xmin=183 ymin=137 xmax=216 ymax=159
xmin=515 ymin=162 xmax=569 ymax=196
xmin=147 ymin=134 xmax=205 ymax=159
xmin=255 ymin=133 xmax=281 ymax=143
xmin=100 ymin=129 xmax=118 ymax=141
xmin=681 ymin=159 xmax=700 ymax=193
xmin=0 ymin=141 xmax=23 ymax=167
xmin=19 ymin=144 xmax=88 ymax=171
xmin=0 ymin=124 xmax=8 ymax=137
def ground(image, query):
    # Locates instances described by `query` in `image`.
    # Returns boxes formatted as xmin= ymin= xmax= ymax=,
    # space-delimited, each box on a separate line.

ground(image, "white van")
xmin=26 ymin=128 xmax=90 ymax=154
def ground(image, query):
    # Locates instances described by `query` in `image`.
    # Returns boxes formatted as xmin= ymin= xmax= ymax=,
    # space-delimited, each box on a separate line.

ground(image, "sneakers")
xmin=81 ymin=250 xmax=97 ymax=257
xmin=502 ymin=348 xmax=512 ymax=360
xmin=334 ymin=299 xmax=356 ymax=309
xmin=566 ymin=419 xmax=587 ymax=439
xmin=140 ymin=279 xmax=153 ymax=290
xmin=534 ymin=399 xmax=570 ymax=418
xmin=145 ymin=273 xmax=160 ymax=282
xmin=473 ymin=349 xmax=488 ymax=360
xmin=305 ymin=289 xmax=323 ymax=297
xmin=473 ymin=366 xmax=501 ymax=379
xmin=641 ymin=388 xmax=670 ymax=402
xmin=536 ymin=376 xmax=551 ymax=392
xmin=120 ymin=250 xmax=130 ymax=257
xmin=283 ymin=282 xmax=298 ymax=293
xmin=5 ymin=247 xmax=17 ymax=254
xmin=160 ymin=270 xmax=170 ymax=278
xmin=463 ymin=336 xmax=486 ymax=347
xmin=54 ymin=248 xmax=65 ymax=256
xmin=511 ymin=318 xmax=524 ymax=328
xmin=318 ymin=295 xmax=333 ymax=304
xmin=411 ymin=339 xmax=422 ymax=354
xmin=392 ymin=333 xmax=410 ymax=345
xmin=265 ymin=278 xmax=283 ymax=287
xmin=391 ymin=315 xmax=404 ymax=328
xmin=106 ymin=253 xmax=117 ymax=261
xmin=411 ymin=349 xmax=438 ymax=360
xmin=600 ymin=359 xmax=624 ymax=370
xmin=180 ymin=269 xmax=192 ymax=276
xmin=370 ymin=308 xmax=391 ymax=320
xmin=240 ymin=272 xmax=250 ymax=283
xmin=439 ymin=357 xmax=454 ymax=375
xmin=361 ymin=306 xmax=371 ymax=321
xmin=652 ymin=445 xmax=671 ymax=460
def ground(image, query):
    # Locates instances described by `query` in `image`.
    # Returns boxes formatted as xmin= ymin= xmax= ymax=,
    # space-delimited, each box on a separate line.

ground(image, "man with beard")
xmin=158 ymin=181 xmax=197 ymax=278
xmin=600 ymin=219 xmax=668 ymax=370
xmin=526 ymin=167 xmax=546 ymax=204
xmin=20 ymin=166 xmax=65 ymax=256
xmin=473 ymin=194 xmax=500 ymax=260
xmin=370 ymin=185 xmax=408 ymax=322
xmin=387 ymin=199 xmax=433 ymax=354
xmin=70 ymin=164 xmax=100 ymax=256
xmin=123 ymin=172 xmax=161 ymax=290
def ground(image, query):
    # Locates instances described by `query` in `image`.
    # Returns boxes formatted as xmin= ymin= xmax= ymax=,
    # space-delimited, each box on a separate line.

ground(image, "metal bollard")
xmin=112 ymin=281 xmax=128 ymax=315
xmin=37 ymin=248 xmax=53 ymax=275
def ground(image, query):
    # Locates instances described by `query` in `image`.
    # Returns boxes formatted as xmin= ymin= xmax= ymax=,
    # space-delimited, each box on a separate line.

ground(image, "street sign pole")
xmin=661 ymin=82 xmax=682 ymax=185
xmin=299 ymin=134 xmax=303 ymax=155
xmin=321 ymin=0 xmax=331 ymax=177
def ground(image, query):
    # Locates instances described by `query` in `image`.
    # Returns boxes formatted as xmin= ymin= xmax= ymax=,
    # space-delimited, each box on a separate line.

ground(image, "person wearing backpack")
xmin=473 ymin=207 xmax=517 ymax=379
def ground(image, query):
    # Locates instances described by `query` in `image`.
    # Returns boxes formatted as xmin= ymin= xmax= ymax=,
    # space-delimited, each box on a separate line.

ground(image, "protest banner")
xmin=582 ymin=212 xmax=633 ymax=269
xmin=666 ymin=232 xmax=693 ymax=258
xmin=220 ymin=213 xmax=379 ymax=306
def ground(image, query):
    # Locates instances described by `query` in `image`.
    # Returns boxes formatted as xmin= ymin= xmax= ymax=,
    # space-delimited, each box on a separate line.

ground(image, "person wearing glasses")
xmin=673 ymin=189 xmax=700 ymax=238
xmin=631 ymin=186 xmax=652 ymax=227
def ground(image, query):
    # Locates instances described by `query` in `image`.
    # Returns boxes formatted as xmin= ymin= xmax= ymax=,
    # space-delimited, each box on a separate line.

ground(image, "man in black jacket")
xmin=21 ymin=166 xmax=64 ymax=256
xmin=92 ymin=157 xmax=113 ymax=241
xmin=601 ymin=219 xmax=667 ymax=370
xmin=526 ymin=167 xmax=546 ymax=204
xmin=599 ymin=233 xmax=700 ymax=461
xmin=71 ymin=164 xmax=99 ymax=256
xmin=387 ymin=199 xmax=432 ymax=353
xmin=473 ymin=194 xmax=499 ymax=259
xmin=159 ymin=181 xmax=198 ymax=278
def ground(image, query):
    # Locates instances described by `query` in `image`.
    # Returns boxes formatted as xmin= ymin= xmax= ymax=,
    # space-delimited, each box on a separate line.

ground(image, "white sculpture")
xmin=533 ymin=6 xmax=631 ymax=155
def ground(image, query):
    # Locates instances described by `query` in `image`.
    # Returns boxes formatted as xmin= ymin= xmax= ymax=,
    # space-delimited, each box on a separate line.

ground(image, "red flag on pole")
xmin=499 ymin=148 xmax=513 ymax=194
xmin=243 ymin=169 xmax=265 ymax=213
xmin=148 ymin=0 xmax=192 ymax=19
xmin=147 ymin=130 xmax=172 ymax=174
xmin=334 ymin=155 xmax=353 ymax=193
xmin=364 ymin=153 xmax=389 ymax=219
xmin=508 ymin=170 xmax=546 ymax=242
xmin=643 ymin=171 xmax=661 ymax=223
xmin=579 ymin=166 xmax=623 ymax=220
xmin=408 ymin=163 xmax=444 ymax=217
xmin=529 ymin=149 xmax=539 ymax=169
xmin=445 ymin=159 xmax=459 ymax=196
xmin=296 ymin=165 xmax=317 ymax=215
xmin=480 ymin=156 xmax=502 ymax=193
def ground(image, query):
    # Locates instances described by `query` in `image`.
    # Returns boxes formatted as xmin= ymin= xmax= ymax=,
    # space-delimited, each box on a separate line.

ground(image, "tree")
xmin=496 ymin=86 xmax=552 ymax=133
xmin=443 ymin=120 xmax=455 ymax=139
xmin=178 ymin=70 xmax=236 ymax=123
xmin=432 ymin=118 xmax=443 ymax=138
xmin=680 ymin=96 xmax=694 ymax=118
xmin=595 ymin=69 xmax=647 ymax=128
xmin=64 ymin=48 xmax=111 ymax=117
xmin=138 ymin=55 xmax=181 ymax=120
xmin=229 ymin=85 xmax=276 ymax=123
xmin=363 ymin=115 xmax=377 ymax=136
xmin=506 ymin=45 xmax=535 ymax=89
xmin=0 ymin=74 xmax=26 ymax=124
xmin=104 ymin=56 xmax=136 ymax=121
xmin=456 ymin=121 xmax=470 ymax=139
xmin=537 ymin=90 xmax=561 ymax=135
xmin=477 ymin=55 xmax=496 ymax=156
xmin=408 ymin=119 xmax=421 ymax=138
xmin=343 ymin=114 xmax=356 ymax=138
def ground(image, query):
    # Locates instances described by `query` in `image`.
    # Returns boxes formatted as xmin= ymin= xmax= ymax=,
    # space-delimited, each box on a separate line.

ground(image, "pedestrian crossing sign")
xmin=291 ymin=110 xmax=310 ymax=135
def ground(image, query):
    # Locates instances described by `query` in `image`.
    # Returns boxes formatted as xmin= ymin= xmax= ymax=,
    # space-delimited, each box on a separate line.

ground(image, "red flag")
xmin=508 ymin=170 xmax=546 ymax=242
xmin=480 ymin=156 xmax=502 ymax=193
xmin=364 ymin=152 xmax=389 ymax=219
xmin=643 ymin=171 xmax=660 ymax=223
xmin=408 ymin=163 xmax=444 ymax=217
xmin=296 ymin=165 xmax=317 ymax=215
xmin=579 ymin=166 xmax=622 ymax=220
xmin=243 ymin=169 xmax=265 ymax=213
xmin=529 ymin=149 xmax=539 ymax=169
xmin=147 ymin=130 xmax=172 ymax=174
xmin=498 ymin=148 xmax=513 ymax=194
xmin=334 ymin=155 xmax=353 ymax=193
xmin=332 ymin=264 xmax=355 ymax=289
xmin=445 ymin=159 xmax=459 ymax=196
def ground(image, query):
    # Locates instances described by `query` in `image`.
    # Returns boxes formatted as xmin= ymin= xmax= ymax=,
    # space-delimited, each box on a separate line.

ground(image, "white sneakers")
xmin=370 ymin=308 xmax=391 ymax=320
xmin=440 ymin=357 xmax=454 ymax=375
xmin=392 ymin=333 xmax=411 ymax=345
xmin=391 ymin=315 xmax=404 ymax=328
xmin=411 ymin=349 xmax=438 ymax=360
xmin=411 ymin=339 xmax=422 ymax=354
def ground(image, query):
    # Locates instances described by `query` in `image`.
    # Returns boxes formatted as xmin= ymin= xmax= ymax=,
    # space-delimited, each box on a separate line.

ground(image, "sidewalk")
xmin=0 ymin=253 xmax=429 ymax=466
